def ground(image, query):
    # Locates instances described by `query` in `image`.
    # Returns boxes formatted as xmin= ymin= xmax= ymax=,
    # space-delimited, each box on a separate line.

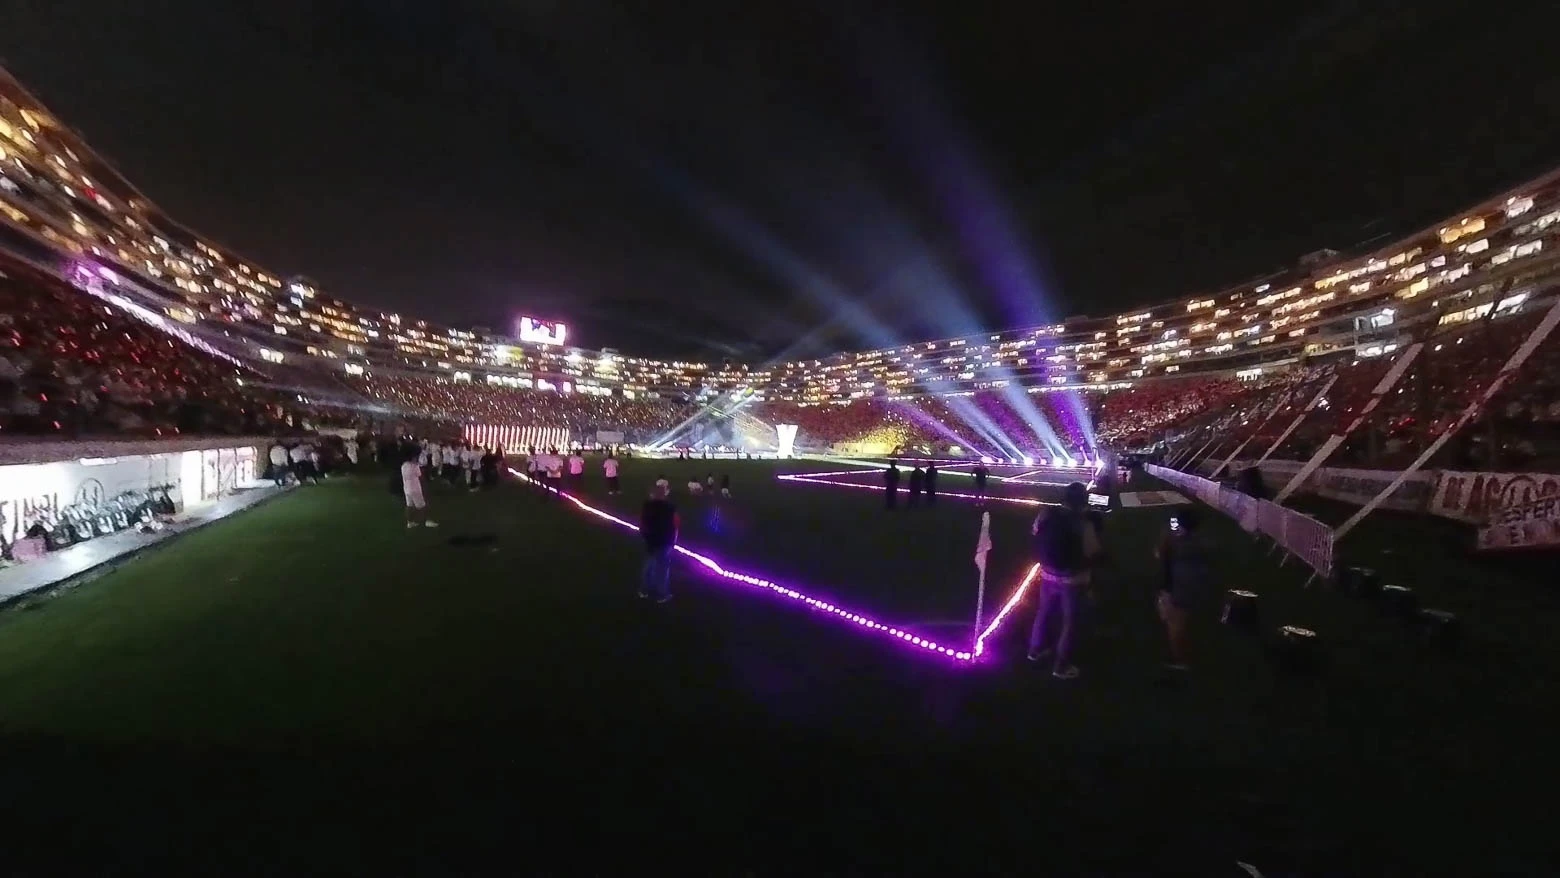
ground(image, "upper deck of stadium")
xmin=5 ymin=63 xmax=1560 ymax=406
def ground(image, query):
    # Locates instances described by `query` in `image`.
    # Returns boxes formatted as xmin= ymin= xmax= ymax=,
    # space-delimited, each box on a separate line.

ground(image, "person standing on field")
xmin=1156 ymin=506 xmax=1212 ymax=671
xmin=603 ymin=453 xmax=621 ymax=495
xmin=401 ymin=450 xmax=438 ymax=530
xmin=1026 ymin=482 xmax=1101 ymax=680
xmin=639 ymin=484 xmax=679 ymax=603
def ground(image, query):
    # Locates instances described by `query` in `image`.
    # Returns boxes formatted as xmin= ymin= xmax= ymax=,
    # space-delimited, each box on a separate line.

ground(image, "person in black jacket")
xmin=1026 ymin=483 xmax=1102 ymax=680
xmin=908 ymin=466 xmax=925 ymax=507
xmin=884 ymin=462 xmax=901 ymax=509
xmin=639 ymin=484 xmax=679 ymax=604
xmin=924 ymin=464 xmax=939 ymax=505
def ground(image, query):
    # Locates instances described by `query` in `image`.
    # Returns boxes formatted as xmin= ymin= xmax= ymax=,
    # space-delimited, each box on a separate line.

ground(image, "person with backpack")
xmin=1026 ymin=482 xmax=1102 ymax=679
xmin=1156 ymin=505 xmax=1211 ymax=671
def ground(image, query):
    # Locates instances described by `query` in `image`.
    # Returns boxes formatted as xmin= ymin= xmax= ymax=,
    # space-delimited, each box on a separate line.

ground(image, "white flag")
xmin=973 ymin=511 xmax=993 ymax=573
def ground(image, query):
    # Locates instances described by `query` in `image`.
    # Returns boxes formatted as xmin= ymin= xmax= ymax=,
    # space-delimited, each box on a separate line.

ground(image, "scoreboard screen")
xmin=517 ymin=316 xmax=567 ymax=346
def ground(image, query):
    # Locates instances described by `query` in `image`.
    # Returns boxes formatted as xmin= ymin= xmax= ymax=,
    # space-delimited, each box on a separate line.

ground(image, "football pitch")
xmin=0 ymin=458 xmax=1554 ymax=873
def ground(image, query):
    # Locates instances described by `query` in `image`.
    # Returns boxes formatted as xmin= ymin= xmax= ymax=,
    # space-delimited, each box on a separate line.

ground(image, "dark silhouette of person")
xmin=924 ymin=464 xmax=939 ymax=505
xmin=908 ymin=466 xmax=925 ymax=507
xmin=884 ymin=462 xmax=901 ymax=509
xmin=973 ymin=463 xmax=989 ymax=502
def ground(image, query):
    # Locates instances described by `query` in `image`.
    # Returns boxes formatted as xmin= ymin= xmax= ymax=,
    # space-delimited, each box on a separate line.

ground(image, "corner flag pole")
xmin=973 ymin=511 xmax=992 ymax=643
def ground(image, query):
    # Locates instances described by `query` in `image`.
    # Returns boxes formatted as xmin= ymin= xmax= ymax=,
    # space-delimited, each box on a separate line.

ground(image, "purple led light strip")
xmin=509 ymin=469 xmax=1040 ymax=663
xmin=777 ymin=471 xmax=1063 ymax=508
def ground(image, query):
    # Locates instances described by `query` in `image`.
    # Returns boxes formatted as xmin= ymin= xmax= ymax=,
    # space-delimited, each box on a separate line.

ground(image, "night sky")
xmin=5 ymin=1 xmax=1560 ymax=360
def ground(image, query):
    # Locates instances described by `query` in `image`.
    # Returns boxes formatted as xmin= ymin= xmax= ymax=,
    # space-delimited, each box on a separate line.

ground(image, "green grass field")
xmin=0 ymin=458 xmax=1553 ymax=873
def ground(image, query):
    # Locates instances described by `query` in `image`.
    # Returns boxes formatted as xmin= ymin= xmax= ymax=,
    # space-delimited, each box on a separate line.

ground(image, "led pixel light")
xmin=509 ymin=469 xmax=1039 ymax=663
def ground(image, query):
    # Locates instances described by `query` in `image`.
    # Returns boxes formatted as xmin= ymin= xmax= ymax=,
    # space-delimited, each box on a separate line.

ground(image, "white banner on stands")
xmin=1429 ymin=470 xmax=1560 ymax=524
xmin=1311 ymin=466 xmax=1435 ymax=511
xmin=1478 ymin=494 xmax=1560 ymax=550
xmin=1336 ymin=297 xmax=1560 ymax=540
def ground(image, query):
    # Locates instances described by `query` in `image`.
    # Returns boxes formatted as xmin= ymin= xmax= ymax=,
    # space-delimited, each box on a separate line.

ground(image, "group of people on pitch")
xmin=1027 ymin=482 xmax=1210 ymax=679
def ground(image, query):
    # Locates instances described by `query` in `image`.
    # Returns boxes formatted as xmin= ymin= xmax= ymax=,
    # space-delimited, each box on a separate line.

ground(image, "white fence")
xmin=1146 ymin=463 xmax=1335 ymax=580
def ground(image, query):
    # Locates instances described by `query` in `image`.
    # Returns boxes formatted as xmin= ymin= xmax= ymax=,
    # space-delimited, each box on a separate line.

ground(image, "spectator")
xmin=1156 ymin=506 xmax=1211 ymax=671
xmin=639 ymin=484 xmax=679 ymax=604
xmin=1026 ymin=482 xmax=1101 ymax=680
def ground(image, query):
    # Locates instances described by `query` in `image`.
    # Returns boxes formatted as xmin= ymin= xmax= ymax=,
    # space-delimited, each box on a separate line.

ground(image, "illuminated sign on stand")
xmin=517 ymin=317 xmax=567 ymax=346
xmin=776 ymin=424 xmax=798 ymax=458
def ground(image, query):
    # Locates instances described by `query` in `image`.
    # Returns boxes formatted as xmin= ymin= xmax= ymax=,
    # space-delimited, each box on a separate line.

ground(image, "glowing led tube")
xmin=510 ymin=469 xmax=1041 ymax=663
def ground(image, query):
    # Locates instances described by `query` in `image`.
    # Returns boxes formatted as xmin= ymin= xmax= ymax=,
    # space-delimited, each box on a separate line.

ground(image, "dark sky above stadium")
xmin=5 ymin=1 xmax=1560 ymax=359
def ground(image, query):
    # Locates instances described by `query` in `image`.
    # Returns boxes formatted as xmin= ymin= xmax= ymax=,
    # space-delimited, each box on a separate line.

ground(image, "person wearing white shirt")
xmin=544 ymin=454 xmax=565 ymax=498
xmin=268 ymin=443 xmax=290 ymax=486
xmin=687 ymin=477 xmax=704 ymax=495
xmin=568 ymin=452 xmax=585 ymax=487
xmin=400 ymin=452 xmax=437 ymax=529
xmin=603 ymin=455 xmax=621 ymax=495
xmin=526 ymin=451 xmax=542 ymax=495
xmin=464 ymin=445 xmax=482 ymax=490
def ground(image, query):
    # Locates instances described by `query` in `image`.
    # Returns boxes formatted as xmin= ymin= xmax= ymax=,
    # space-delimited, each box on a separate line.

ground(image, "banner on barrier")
xmin=1221 ymin=461 xmax=1558 ymax=524
xmin=1430 ymin=470 xmax=1560 ymax=524
xmin=1311 ymin=467 xmax=1435 ymax=511
xmin=1334 ymin=296 xmax=1560 ymax=540
xmin=1478 ymin=494 xmax=1560 ymax=550
xmin=595 ymin=431 xmax=625 ymax=445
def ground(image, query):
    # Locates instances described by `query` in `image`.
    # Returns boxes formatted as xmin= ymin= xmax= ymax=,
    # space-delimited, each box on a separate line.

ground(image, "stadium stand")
xmin=1 ymin=259 xmax=297 ymax=437
xmin=6 ymin=58 xmax=1560 ymax=472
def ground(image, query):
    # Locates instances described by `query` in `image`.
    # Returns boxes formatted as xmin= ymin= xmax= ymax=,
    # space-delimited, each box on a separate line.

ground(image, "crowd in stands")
xmin=1094 ymin=377 xmax=1261 ymax=448
xmin=10 ymin=253 xmax=1560 ymax=473
xmin=1168 ymin=300 xmax=1560 ymax=471
xmin=1 ymin=260 xmax=299 ymax=438
xmin=344 ymin=374 xmax=698 ymax=444
xmin=753 ymin=384 xmax=1254 ymax=459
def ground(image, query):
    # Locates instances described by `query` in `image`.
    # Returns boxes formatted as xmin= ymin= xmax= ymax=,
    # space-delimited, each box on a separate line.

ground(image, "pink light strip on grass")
xmin=509 ymin=469 xmax=1041 ymax=663
xmin=975 ymin=563 xmax=1040 ymax=657
xmin=777 ymin=472 xmax=1063 ymax=508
